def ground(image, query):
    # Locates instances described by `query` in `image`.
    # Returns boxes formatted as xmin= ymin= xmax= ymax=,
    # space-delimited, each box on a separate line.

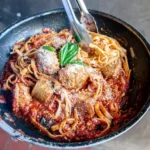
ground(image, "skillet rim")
xmin=0 ymin=8 xmax=150 ymax=149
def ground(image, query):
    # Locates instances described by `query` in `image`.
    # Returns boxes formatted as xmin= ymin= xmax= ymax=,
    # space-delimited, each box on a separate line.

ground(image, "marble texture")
xmin=0 ymin=0 xmax=150 ymax=150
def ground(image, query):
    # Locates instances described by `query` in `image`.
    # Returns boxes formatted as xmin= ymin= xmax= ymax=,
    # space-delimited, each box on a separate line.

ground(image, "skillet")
xmin=0 ymin=8 xmax=150 ymax=148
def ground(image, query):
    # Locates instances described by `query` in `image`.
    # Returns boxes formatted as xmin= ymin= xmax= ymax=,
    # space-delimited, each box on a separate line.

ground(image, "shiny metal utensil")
xmin=75 ymin=0 xmax=99 ymax=33
xmin=62 ymin=0 xmax=92 ymax=44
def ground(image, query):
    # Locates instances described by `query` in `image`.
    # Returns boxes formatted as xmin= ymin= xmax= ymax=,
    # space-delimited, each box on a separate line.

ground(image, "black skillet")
xmin=0 ymin=9 xmax=150 ymax=148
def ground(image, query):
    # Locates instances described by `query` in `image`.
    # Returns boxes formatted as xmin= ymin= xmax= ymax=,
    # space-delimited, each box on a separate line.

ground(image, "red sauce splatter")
xmin=0 ymin=95 xmax=6 ymax=103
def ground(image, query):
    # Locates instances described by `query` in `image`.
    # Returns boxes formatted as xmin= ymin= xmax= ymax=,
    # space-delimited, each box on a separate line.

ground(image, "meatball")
xmin=89 ymin=69 xmax=113 ymax=100
xmin=75 ymin=100 xmax=94 ymax=118
xmin=42 ymin=29 xmax=75 ymax=50
xmin=51 ymin=29 xmax=75 ymax=49
xmin=101 ymin=59 xmax=122 ymax=79
xmin=36 ymin=47 xmax=59 ymax=75
xmin=58 ymin=64 xmax=89 ymax=89
xmin=51 ymin=36 xmax=66 ymax=50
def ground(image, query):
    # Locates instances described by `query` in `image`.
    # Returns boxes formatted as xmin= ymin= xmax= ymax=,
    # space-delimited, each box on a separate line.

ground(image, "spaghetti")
xmin=0 ymin=28 xmax=130 ymax=141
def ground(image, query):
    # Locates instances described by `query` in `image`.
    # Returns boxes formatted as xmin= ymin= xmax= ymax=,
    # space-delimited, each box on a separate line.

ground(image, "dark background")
xmin=0 ymin=0 xmax=150 ymax=42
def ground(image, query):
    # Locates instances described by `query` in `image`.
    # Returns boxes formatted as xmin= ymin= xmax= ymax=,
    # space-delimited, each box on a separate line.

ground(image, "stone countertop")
xmin=0 ymin=0 xmax=150 ymax=150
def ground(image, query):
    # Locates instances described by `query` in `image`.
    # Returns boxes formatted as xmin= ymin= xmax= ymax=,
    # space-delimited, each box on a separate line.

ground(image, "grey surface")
xmin=0 ymin=0 xmax=150 ymax=150
xmin=0 ymin=0 xmax=150 ymax=42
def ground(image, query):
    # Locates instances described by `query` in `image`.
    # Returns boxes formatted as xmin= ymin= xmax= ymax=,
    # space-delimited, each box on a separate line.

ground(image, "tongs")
xmin=62 ymin=0 xmax=98 ymax=44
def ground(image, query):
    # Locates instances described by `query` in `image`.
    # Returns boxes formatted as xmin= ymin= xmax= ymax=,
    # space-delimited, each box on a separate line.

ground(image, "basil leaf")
xmin=43 ymin=46 xmax=56 ymax=52
xmin=59 ymin=43 xmax=69 ymax=65
xmin=69 ymin=60 xmax=87 ymax=66
xmin=63 ymin=50 xmax=78 ymax=65
xmin=59 ymin=43 xmax=79 ymax=66
xmin=74 ymin=34 xmax=82 ymax=43
xmin=67 ymin=43 xmax=78 ymax=53
xmin=59 ymin=47 xmax=64 ymax=66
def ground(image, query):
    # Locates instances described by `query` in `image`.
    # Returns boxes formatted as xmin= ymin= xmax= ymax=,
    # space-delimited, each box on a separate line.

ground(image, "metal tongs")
xmin=62 ymin=0 xmax=98 ymax=44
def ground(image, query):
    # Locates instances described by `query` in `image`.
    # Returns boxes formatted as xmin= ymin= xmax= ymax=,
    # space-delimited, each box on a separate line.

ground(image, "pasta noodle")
xmin=0 ymin=28 xmax=130 ymax=141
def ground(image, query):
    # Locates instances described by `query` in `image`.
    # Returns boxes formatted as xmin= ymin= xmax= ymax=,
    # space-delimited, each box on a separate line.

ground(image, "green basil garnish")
xmin=74 ymin=34 xmax=82 ymax=43
xmin=69 ymin=60 xmax=87 ymax=66
xmin=59 ymin=43 xmax=79 ymax=66
xmin=43 ymin=46 xmax=56 ymax=52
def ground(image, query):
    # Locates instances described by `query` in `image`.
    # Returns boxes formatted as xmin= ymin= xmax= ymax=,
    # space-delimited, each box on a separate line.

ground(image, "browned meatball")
xmin=75 ymin=100 xmax=94 ymax=118
xmin=89 ymin=69 xmax=113 ymax=100
xmin=36 ymin=47 xmax=59 ymax=75
xmin=58 ymin=64 xmax=89 ymax=89
xmin=101 ymin=59 xmax=122 ymax=79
